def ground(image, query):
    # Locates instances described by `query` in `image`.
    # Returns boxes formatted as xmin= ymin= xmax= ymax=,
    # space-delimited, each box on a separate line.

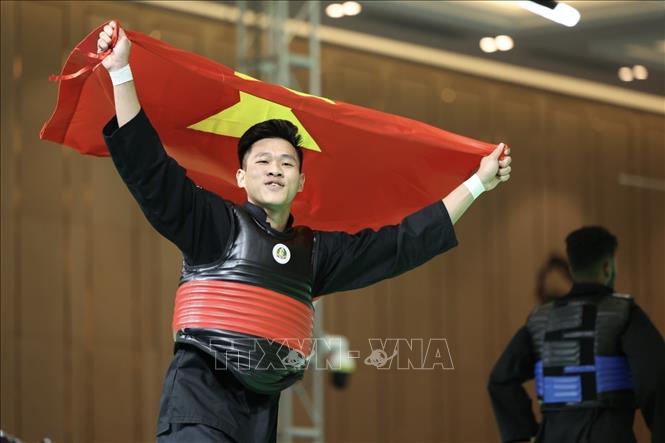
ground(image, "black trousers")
xmin=535 ymin=409 xmax=637 ymax=443
xmin=157 ymin=422 xmax=236 ymax=442
xmin=156 ymin=344 xmax=280 ymax=443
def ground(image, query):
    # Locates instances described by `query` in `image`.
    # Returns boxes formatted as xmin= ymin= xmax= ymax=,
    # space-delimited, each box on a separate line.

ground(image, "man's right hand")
xmin=476 ymin=143 xmax=511 ymax=192
xmin=97 ymin=20 xmax=130 ymax=72
xmin=96 ymin=20 xmax=140 ymax=127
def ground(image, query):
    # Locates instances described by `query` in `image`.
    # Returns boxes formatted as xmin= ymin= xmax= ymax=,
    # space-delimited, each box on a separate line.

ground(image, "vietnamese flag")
xmin=40 ymin=22 xmax=496 ymax=232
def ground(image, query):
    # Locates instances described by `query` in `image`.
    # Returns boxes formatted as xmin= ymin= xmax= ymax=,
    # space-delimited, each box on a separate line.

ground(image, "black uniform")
xmin=488 ymin=283 xmax=665 ymax=443
xmin=103 ymin=109 xmax=459 ymax=442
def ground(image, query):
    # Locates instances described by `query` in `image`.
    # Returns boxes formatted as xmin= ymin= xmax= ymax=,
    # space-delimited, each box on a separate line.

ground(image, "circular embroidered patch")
xmin=272 ymin=243 xmax=291 ymax=264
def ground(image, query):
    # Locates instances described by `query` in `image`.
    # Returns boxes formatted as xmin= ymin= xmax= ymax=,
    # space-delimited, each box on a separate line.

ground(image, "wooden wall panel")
xmin=431 ymin=252 xmax=459 ymax=443
xmin=491 ymin=87 xmax=545 ymax=331
xmin=438 ymin=81 xmax=497 ymax=443
xmin=629 ymin=115 xmax=665 ymax=441
xmin=12 ymin=2 xmax=67 ymax=441
xmin=325 ymin=285 xmax=384 ymax=443
xmin=392 ymin=269 xmax=442 ymax=442
xmin=89 ymin=160 xmax=134 ymax=442
xmin=543 ymin=102 xmax=589 ymax=245
xmin=1 ymin=2 xmax=663 ymax=443
xmin=385 ymin=64 xmax=438 ymax=124
xmin=591 ymin=109 xmax=636 ymax=289
xmin=143 ymin=22 xmax=199 ymax=53
xmin=324 ymin=49 xmax=387 ymax=110
xmin=1 ymin=0 xmax=19 ymax=435
xmin=638 ymin=119 xmax=665 ymax=326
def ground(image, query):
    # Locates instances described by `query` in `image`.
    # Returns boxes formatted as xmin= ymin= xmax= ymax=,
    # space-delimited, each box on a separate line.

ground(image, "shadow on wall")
xmin=535 ymin=254 xmax=573 ymax=304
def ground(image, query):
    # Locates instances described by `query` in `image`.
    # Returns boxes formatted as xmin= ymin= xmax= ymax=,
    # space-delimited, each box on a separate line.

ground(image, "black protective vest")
xmin=526 ymin=292 xmax=636 ymax=410
xmin=174 ymin=204 xmax=316 ymax=395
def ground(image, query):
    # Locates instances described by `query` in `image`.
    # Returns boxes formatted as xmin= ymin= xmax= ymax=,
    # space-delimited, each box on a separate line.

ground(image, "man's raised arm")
xmin=312 ymin=143 xmax=512 ymax=296
xmin=97 ymin=21 xmax=140 ymax=126
xmin=97 ymin=21 xmax=231 ymax=265
xmin=443 ymin=143 xmax=512 ymax=224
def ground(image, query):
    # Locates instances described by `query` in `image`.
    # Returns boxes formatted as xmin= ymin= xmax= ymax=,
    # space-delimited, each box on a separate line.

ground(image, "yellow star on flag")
xmin=188 ymin=86 xmax=324 ymax=152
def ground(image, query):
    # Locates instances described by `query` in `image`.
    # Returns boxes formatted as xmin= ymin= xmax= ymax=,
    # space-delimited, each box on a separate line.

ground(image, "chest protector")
xmin=172 ymin=205 xmax=316 ymax=395
xmin=526 ymin=293 xmax=636 ymax=410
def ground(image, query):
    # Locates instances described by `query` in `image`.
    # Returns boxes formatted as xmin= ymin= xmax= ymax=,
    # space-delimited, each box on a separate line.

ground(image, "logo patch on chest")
xmin=272 ymin=243 xmax=291 ymax=264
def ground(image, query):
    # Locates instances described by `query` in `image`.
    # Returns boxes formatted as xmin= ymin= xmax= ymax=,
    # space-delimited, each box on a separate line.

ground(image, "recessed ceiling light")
xmin=495 ymin=35 xmax=514 ymax=51
xmin=480 ymin=37 xmax=497 ymax=53
xmin=632 ymin=65 xmax=648 ymax=80
xmin=342 ymin=1 xmax=362 ymax=16
xmin=618 ymin=66 xmax=634 ymax=82
xmin=326 ymin=3 xmax=345 ymax=19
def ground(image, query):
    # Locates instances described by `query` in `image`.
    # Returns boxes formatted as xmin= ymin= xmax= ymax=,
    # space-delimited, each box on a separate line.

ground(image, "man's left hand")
xmin=477 ymin=143 xmax=512 ymax=191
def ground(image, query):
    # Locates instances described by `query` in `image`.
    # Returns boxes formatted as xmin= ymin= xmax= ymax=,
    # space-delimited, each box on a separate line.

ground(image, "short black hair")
xmin=237 ymin=119 xmax=304 ymax=170
xmin=565 ymin=226 xmax=618 ymax=274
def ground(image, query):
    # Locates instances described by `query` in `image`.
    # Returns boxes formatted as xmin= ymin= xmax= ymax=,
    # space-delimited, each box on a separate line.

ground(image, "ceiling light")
xmin=632 ymin=65 xmax=648 ymax=80
xmin=326 ymin=3 xmax=345 ymax=18
xmin=480 ymin=37 xmax=497 ymax=53
xmin=342 ymin=1 xmax=362 ymax=16
xmin=516 ymin=1 xmax=581 ymax=27
xmin=618 ymin=67 xmax=633 ymax=82
xmin=495 ymin=35 xmax=514 ymax=51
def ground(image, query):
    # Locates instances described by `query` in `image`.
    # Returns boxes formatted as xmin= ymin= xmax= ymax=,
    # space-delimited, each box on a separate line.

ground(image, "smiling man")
xmin=235 ymin=122 xmax=305 ymax=231
xmin=98 ymin=21 xmax=512 ymax=443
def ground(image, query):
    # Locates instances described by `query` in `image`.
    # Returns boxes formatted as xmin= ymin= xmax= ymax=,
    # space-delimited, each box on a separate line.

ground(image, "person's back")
xmin=527 ymin=284 xmax=639 ymax=442
xmin=488 ymin=227 xmax=665 ymax=443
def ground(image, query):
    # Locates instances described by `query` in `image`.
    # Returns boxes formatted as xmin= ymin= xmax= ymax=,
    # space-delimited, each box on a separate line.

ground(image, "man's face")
xmin=236 ymin=138 xmax=305 ymax=212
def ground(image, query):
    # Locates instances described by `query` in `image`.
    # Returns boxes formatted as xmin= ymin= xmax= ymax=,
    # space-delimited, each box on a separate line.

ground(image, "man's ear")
xmin=298 ymin=173 xmax=305 ymax=192
xmin=236 ymin=168 xmax=246 ymax=188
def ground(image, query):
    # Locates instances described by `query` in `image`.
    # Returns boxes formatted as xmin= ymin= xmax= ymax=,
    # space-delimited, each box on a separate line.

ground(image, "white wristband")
xmin=109 ymin=64 xmax=133 ymax=86
xmin=463 ymin=174 xmax=485 ymax=200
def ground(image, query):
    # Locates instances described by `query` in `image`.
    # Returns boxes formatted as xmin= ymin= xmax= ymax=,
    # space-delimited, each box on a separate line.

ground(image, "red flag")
xmin=41 ymin=22 xmax=496 ymax=232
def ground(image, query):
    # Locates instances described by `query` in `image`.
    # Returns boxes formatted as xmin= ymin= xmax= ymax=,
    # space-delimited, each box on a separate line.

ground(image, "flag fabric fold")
xmin=41 ymin=22 xmax=496 ymax=232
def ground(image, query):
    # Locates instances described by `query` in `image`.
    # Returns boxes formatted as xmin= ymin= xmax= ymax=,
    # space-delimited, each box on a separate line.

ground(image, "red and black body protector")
xmin=172 ymin=205 xmax=315 ymax=395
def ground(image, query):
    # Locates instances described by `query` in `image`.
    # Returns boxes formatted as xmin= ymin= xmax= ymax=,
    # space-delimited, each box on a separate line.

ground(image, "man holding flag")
xmin=97 ymin=21 xmax=512 ymax=442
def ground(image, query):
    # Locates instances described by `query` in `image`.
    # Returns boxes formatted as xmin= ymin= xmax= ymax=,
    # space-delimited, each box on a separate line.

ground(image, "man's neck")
xmin=571 ymin=279 xmax=612 ymax=292
xmin=262 ymin=206 xmax=290 ymax=232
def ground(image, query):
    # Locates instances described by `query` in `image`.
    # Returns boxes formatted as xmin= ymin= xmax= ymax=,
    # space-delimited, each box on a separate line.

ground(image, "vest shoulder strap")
xmin=611 ymin=292 xmax=633 ymax=300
